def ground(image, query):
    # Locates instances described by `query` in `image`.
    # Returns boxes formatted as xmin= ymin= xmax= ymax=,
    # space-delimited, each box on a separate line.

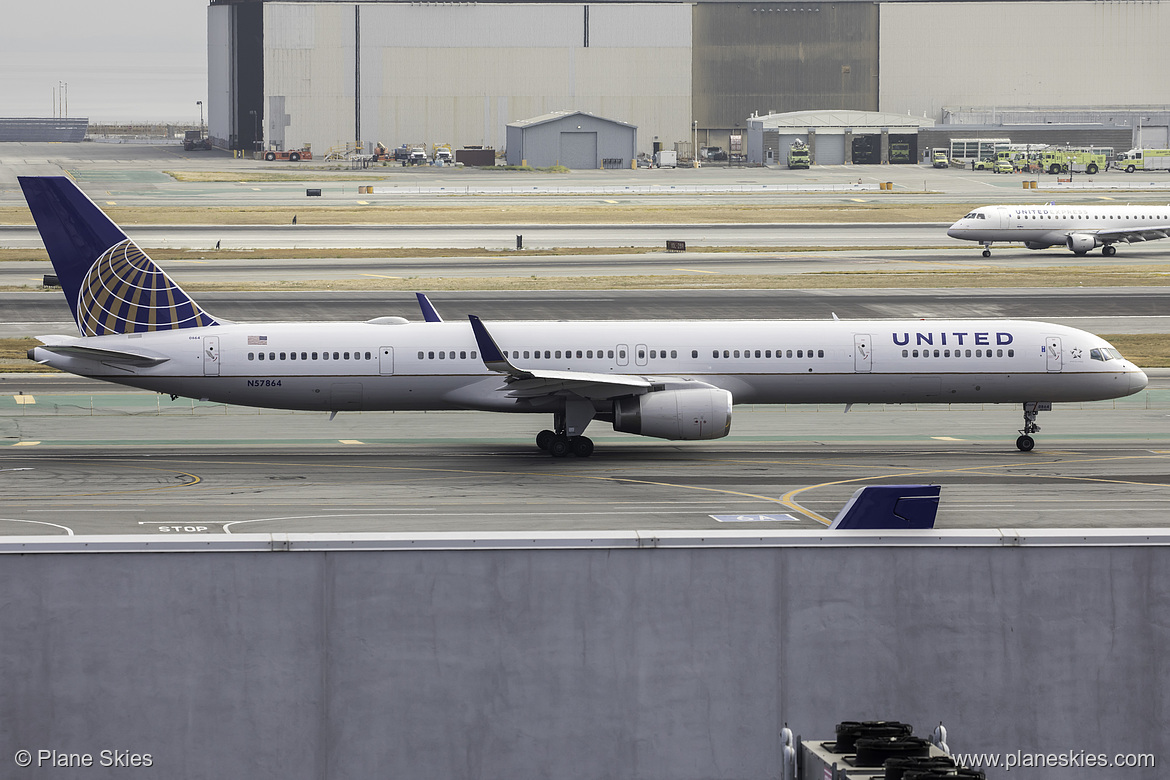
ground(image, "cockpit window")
xmin=1090 ymin=348 xmax=1107 ymax=361
xmin=1107 ymin=348 xmax=1124 ymax=360
xmin=1091 ymin=348 xmax=1126 ymax=362
xmin=963 ymin=212 xmax=978 ymax=219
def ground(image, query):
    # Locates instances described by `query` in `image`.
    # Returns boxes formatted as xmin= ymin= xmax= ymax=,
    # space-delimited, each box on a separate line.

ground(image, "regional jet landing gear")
xmin=1016 ymin=401 xmax=1051 ymax=452
xmin=1102 ymin=244 xmax=1117 ymax=257
xmin=981 ymin=241 xmax=992 ymax=258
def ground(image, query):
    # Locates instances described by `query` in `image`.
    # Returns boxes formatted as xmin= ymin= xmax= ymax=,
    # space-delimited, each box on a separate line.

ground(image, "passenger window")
xmin=555 ymin=351 xmax=562 ymax=359
xmin=912 ymin=350 xmax=918 ymax=357
xmin=280 ymin=352 xmax=286 ymax=360
xmin=902 ymin=349 xmax=908 ymax=357
xmin=933 ymin=350 xmax=939 ymax=357
xmin=608 ymin=350 xmax=614 ymax=358
xmin=944 ymin=349 xmax=950 ymax=357
xmin=269 ymin=352 xmax=275 ymax=360
xmin=576 ymin=350 xmax=583 ymax=358
xmin=975 ymin=349 xmax=982 ymax=357
xmin=733 ymin=350 xmax=740 ymax=358
xmin=290 ymin=353 xmax=297 ymax=361
xmin=996 ymin=349 xmax=1003 ymax=357
xmin=671 ymin=350 xmax=677 ymax=358
xmin=544 ymin=351 xmax=551 ymax=359
xmin=650 ymin=350 xmax=656 ymax=359
xmin=786 ymin=350 xmax=793 ymax=358
xmin=302 ymin=353 xmax=308 ymax=360
xmin=693 ymin=350 xmax=699 ymax=358
xmin=618 ymin=350 xmax=626 ymax=360
xmin=418 ymin=351 xmax=424 ymax=359
xmin=965 ymin=349 xmax=972 ymax=357
xmin=1008 ymin=349 xmax=1014 ymax=357
xmin=818 ymin=350 xmax=825 ymax=358
xmin=427 ymin=352 xmax=433 ymax=360
xmin=523 ymin=351 xmax=530 ymax=359
xmin=258 ymin=352 xmax=265 ymax=361
xmin=345 ymin=352 xmax=351 ymax=360
xmin=312 ymin=352 xmax=318 ymax=360
xmin=248 ymin=352 xmax=255 ymax=360
xmin=365 ymin=352 xmax=372 ymax=360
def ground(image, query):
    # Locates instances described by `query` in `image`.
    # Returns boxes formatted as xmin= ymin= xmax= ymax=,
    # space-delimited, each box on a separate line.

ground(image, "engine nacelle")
xmin=1024 ymin=241 xmax=1051 ymax=250
xmin=1066 ymin=233 xmax=1098 ymax=254
xmin=612 ymin=388 xmax=733 ymax=440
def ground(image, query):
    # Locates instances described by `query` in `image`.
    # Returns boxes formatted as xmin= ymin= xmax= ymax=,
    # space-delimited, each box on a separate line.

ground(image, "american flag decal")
xmin=248 ymin=335 xmax=268 ymax=345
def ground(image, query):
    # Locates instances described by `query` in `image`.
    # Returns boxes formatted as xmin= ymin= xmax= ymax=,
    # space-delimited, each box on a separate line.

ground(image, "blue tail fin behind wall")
xmin=829 ymin=485 xmax=941 ymax=530
xmin=18 ymin=176 xmax=219 ymax=336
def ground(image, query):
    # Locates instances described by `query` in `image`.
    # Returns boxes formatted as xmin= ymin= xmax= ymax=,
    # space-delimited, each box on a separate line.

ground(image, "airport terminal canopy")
xmin=747 ymin=109 xmax=935 ymax=165
xmin=506 ymin=110 xmax=637 ymax=169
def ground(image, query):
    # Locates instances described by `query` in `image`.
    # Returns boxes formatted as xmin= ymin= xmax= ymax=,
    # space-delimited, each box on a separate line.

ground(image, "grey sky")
xmin=0 ymin=0 xmax=208 ymax=123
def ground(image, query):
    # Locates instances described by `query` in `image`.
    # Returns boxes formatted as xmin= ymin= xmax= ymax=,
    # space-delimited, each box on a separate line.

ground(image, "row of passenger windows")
xmin=418 ymin=350 xmax=478 ymax=360
xmin=902 ymin=348 xmax=1014 ymax=358
xmin=248 ymin=351 xmax=373 ymax=361
xmin=713 ymin=348 xmax=824 ymax=359
xmin=1015 ymin=213 xmax=1166 ymax=221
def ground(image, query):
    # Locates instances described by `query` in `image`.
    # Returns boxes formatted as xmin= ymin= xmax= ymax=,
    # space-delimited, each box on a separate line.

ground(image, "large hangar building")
xmin=207 ymin=0 xmax=1170 ymax=160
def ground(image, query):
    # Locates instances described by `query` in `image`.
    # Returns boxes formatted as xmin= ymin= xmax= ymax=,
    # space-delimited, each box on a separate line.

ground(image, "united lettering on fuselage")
xmin=947 ymin=203 xmax=1170 ymax=257
xmin=892 ymin=331 xmax=1014 ymax=347
xmin=18 ymin=175 xmax=1150 ymax=456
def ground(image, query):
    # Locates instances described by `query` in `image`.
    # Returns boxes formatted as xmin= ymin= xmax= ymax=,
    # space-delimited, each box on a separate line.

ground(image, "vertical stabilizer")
xmin=18 ymin=175 xmax=218 ymax=336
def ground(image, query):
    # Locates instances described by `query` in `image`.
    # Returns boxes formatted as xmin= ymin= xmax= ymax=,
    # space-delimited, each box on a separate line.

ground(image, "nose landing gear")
xmin=1016 ymin=401 xmax=1051 ymax=451
xmin=981 ymin=241 xmax=992 ymax=258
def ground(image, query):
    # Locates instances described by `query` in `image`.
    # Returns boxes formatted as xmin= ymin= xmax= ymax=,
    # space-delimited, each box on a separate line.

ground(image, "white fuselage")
xmin=947 ymin=203 xmax=1170 ymax=250
xmin=32 ymin=318 xmax=1148 ymax=414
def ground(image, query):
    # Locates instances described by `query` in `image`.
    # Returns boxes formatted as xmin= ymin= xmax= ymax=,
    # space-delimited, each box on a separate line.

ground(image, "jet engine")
xmin=612 ymin=388 xmax=733 ymax=440
xmin=1066 ymin=233 xmax=1098 ymax=255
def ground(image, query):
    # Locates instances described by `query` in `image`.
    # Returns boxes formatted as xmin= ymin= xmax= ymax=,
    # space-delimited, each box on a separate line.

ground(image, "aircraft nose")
xmin=1130 ymin=367 xmax=1149 ymax=393
xmin=946 ymin=223 xmax=963 ymax=239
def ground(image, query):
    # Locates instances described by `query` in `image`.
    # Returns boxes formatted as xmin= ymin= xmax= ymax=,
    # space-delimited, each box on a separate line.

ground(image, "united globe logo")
xmin=76 ymin=239 xmax=218 ymax=336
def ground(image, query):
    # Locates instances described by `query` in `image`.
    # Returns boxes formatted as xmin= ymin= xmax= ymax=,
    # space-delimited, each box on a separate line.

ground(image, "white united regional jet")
xmin=948 ymin=203 xmax=1170 ymax=257
xmin=20 ymin=176 xmax=1148 ymax=455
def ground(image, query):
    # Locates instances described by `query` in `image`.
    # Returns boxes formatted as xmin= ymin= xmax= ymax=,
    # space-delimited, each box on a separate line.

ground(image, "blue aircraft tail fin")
xmin=828 ymin=485 xmax=941 ymax=530
xmin=18 ymin=175 xmax=218 ymax=336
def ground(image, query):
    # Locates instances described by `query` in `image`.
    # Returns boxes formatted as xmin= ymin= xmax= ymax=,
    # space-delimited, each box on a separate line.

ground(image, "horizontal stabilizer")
xmin=828 ymin=484 xmax=941 ymax=530
xmin=34 ymin=340 xmax=171 ymax=367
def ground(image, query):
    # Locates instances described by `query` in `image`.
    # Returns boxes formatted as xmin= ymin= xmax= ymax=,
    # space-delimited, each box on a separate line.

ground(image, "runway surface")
xmin=4 ymin=287 xmax=1169 ymax=338
xmin=2 ymin=398 xmax=1167 ymax=535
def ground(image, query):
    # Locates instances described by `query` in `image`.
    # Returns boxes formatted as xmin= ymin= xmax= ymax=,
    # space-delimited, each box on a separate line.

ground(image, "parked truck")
xmin=1116 ymin=148 xmax=1170 ymax=173
xmin=931 ymin=150 xmax=949 ymax=168
xmin=1037 ymin=148 xmax=1106 ymax=175
xmin=787 ymin=140 xmax=810 ymax=169
xmin=432 ymin=143 xmax=453 ymax=164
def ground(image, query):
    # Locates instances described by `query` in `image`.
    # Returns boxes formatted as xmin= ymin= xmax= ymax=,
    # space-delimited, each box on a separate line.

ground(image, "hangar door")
xmin=560 ymin=132 xmax=598 ymax=169
xmin=815 ymin=134 xmax=846 ymax=165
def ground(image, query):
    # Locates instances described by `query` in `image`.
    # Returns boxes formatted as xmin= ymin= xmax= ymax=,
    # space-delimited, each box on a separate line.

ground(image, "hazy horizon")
xmin=0 ymin=0 xmax=208 ymax=124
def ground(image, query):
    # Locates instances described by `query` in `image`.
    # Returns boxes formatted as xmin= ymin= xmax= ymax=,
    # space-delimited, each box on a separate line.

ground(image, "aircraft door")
xmin=203 ymin=336 xmax=220 ymax=376
xmin=379 ymin=346 xmax=394 ymax=375
xmin=635 ymin=344 xmax=648 ymax=366
xmin=853 ymin=334 xmax=872 ymax=372
xmin=1046 ymin=336 xmax=1062 ymax=372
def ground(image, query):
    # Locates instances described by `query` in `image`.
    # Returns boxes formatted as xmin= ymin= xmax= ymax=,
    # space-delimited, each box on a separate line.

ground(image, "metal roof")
xmin=749 ymin=109 xmax=936 ymax=131
xmin=506 ymin=110 xmax=637 ymax=130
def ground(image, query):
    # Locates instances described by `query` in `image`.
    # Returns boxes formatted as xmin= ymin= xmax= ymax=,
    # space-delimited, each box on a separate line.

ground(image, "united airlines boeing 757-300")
xmin=20 ymin=176 xmax=1148 ymax=455
xmin=948 ymin=203 xmax=1170 ymax=257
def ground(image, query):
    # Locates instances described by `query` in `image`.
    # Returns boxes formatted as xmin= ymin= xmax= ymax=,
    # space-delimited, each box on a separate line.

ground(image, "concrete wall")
xmin=1 ymin=534 xmax=1165 ymax=779
xmin=880 ymin=1 xmax=1170 ymax=120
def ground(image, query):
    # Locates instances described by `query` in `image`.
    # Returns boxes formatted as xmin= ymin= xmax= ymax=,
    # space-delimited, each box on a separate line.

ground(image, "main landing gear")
xmin=1016 ymin=401 xmax=1051 ymax=452
xmin=1102 ymin=244 xmax=1117 ymax=257
xmin=536 ymin=429 xmax=594 ymax=458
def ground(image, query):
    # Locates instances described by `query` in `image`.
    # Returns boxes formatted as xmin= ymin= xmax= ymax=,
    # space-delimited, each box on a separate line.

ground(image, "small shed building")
xmin=506 ymin=111 xmax=637 ymax=169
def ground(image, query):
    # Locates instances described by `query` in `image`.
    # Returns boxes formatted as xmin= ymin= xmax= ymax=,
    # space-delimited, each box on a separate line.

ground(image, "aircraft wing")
xmin=1094 ymin=224 xmax=1170 ymax=243
xmin=32 ymin=337 xmax=171 ymax=367
xmin=469 ymin=315 xmax=708 ymax=399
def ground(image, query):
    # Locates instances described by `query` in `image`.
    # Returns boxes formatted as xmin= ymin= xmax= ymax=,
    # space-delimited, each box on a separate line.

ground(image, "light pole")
xmin=693 ymin=120 xmax=698 ymax=168
xmin=197 ymin=100 xmax=203 ymax=131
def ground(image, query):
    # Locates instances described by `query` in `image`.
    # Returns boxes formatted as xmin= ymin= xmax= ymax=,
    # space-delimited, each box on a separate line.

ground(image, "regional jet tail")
xmin=948 ymin=203 xmax=1170 ymax=257
xmin=20 ymin=175 xmax=1148 ymax=456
